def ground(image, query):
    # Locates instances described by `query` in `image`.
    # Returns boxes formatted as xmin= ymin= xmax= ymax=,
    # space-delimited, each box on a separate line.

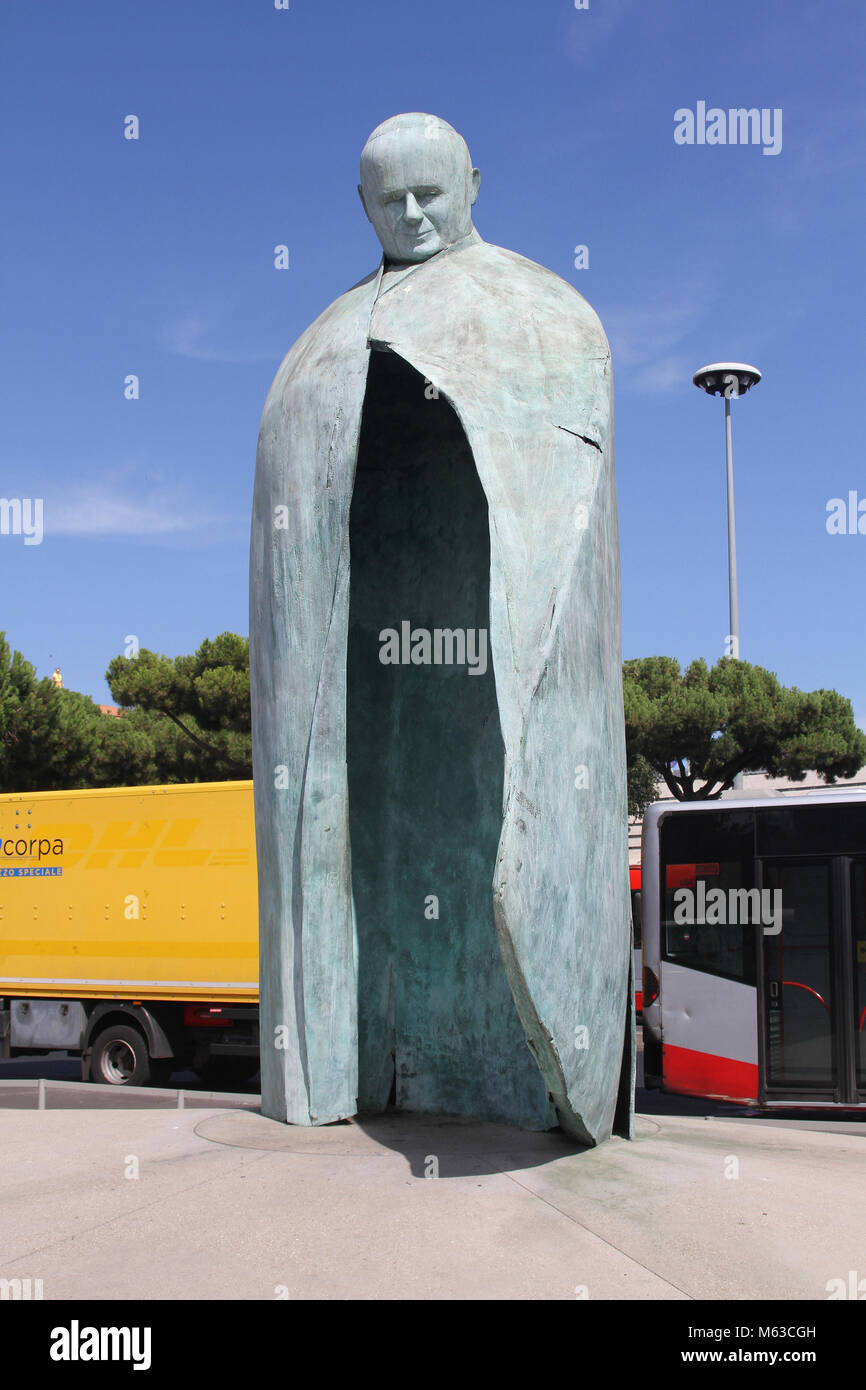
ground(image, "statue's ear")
xmin=358 ymin=183 xmax=371 ymax=222
xmin=470 ymin=167 xmax=481 ymax=206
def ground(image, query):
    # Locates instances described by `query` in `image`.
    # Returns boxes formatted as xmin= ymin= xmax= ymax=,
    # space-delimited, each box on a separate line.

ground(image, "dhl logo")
xmin=0 ymin=817 xmax=250 ymax=871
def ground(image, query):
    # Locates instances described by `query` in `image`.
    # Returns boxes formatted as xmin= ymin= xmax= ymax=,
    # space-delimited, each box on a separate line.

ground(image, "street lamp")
xmin=693 ymin=361 xmax=762 ymax=789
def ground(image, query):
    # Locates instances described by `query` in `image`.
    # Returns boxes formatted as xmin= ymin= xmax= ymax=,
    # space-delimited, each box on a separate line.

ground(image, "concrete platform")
xmin=1 ymin=1101 xmax=863 ymax=1300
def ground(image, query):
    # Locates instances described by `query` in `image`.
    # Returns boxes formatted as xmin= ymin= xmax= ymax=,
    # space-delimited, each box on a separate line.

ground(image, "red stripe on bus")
xmin=663 ymin=1044 xmax=759 ymax=1102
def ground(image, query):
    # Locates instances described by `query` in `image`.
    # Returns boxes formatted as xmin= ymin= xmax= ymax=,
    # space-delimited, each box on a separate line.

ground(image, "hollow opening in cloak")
xmin=347 ymin=348 xmax=553 ymax=1129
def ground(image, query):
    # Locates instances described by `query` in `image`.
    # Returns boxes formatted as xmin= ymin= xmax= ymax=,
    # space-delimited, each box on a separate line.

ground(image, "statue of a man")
xmin=251 ymin=114 xmax=633 ymax=1145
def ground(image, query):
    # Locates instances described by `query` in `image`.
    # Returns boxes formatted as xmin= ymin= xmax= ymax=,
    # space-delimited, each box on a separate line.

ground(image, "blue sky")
xmin=2 ymin=0 xmax=865 ymax=721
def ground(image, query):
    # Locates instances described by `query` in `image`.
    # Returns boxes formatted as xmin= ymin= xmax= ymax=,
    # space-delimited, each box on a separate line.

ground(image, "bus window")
xmin=663 ymin=861 xmax=752 ymax=981
xmin=660 ymin=808 xmax=755 ymax=985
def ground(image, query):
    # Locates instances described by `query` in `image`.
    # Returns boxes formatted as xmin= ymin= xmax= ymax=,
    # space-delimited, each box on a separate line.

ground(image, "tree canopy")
xmin=624 ymin=655 xmax=866 ymax=805
xmin=0 ymin=631 xmax=252 ymax=793
xmin=104 ymin=633 xmax=252 ymax=781
xmin=0 ymin=635 xmax=103 ymax=793
xmin=626 ymin=752 xmax=661 ymax=819
xmin=2 ymin=632 xmax=864 ymax=810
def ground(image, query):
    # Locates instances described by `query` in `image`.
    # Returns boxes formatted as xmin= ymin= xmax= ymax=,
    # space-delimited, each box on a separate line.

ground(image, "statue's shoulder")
xmin=449 ymin=240 xmax=610 ymax=353
xmin=265 ymin=267 xmax=380 ymax=392
xmin=297 ymin=266 xmax=380 ymax=345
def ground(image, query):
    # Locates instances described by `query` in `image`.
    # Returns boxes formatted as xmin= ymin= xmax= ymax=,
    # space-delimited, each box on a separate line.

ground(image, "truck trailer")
xmin=0 ymin=780 xmax=259 ymax=1086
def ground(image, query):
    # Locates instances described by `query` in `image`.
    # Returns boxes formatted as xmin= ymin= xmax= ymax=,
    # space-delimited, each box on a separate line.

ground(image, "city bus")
xmin=641 ymin=793 xmax=866 ymax=1107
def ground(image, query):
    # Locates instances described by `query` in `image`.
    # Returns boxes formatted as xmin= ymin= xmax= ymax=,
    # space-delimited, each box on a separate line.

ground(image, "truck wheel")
xmin=90 ymin=1025 xmax=151 ymax=1086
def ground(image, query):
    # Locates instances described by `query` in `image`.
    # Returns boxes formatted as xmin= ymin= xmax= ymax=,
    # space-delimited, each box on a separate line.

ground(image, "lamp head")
xmin=693 ymin=362 xmax=762 ymax=398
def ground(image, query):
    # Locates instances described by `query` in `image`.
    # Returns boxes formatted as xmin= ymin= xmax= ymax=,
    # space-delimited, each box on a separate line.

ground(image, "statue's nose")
xmin=403 ymin=192 xmax=424 ymax=223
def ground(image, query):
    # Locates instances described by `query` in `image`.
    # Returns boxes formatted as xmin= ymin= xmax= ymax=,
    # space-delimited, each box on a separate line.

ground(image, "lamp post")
xmin=693 ymin=362 xmax=762 ymax=790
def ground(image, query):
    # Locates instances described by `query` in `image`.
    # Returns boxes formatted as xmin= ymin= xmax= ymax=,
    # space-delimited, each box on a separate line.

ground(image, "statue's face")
xmin=360 ymin=126 xmax=480 ymax=265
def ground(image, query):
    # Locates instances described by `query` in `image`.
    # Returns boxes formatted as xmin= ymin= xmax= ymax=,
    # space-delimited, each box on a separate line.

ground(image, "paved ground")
xmin=1 ymin=1081 xmax=863 ymax=1300
xmin=0 ymin=1077 xmax=260 ymax=1111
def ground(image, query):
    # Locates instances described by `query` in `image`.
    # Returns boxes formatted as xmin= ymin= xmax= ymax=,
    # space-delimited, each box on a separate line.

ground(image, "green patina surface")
xmin=348 ymin=351 xmax=553 ymax=1128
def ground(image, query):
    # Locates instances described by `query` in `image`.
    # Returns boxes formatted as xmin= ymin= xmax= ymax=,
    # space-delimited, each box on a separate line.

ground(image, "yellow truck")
xmin=0 ymin=780 xmax=259 ymax=1086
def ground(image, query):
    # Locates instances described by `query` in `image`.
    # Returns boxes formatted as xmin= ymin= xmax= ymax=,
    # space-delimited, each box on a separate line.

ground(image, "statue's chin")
xmin=382 ymin=224 xmax=478 ymax=267
xmin=386 ymin=245 xmax=440 ymax=265
xmin=381 ymin=228 xmax=447 ymax=264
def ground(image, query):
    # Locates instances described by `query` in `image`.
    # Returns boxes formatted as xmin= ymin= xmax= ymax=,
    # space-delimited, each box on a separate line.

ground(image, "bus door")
xmin=759 ymin=857 xmax=863 ymax=1102
xmin=848 ymin=860 xmax=866 ymax=1101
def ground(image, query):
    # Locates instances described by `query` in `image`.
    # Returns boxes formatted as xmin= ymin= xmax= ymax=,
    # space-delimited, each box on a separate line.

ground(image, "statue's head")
xmin=359 ymin=113 xmax=481 ymax=265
